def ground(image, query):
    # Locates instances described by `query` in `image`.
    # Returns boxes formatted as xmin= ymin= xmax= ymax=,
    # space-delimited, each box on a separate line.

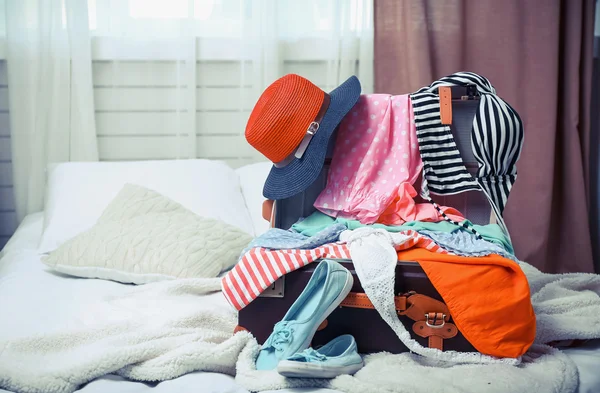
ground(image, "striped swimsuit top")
xmin=410 ymin=72 xmax=524 ymax=238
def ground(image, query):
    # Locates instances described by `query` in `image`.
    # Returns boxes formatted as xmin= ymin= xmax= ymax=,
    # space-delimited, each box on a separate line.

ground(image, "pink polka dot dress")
xmin=314 ymin=94 xmax=423 ymax=224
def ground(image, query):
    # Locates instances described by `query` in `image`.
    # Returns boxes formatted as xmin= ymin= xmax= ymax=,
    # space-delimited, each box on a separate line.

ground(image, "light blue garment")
xmin=418 ymin=230 xmax=518 ymax=262
xmin=255 ymin=260 xmax=353 ymax=371
xmin=242 ymin=223 xmax=346 ymax=256
xmin=277 ymin=335 xmax=364 ymax=378
xmin=291 ymin=211 xmax=514 ymax=254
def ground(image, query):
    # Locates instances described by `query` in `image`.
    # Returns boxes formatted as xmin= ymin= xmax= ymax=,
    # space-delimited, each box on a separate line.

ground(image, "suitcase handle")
xmin=339 ymin=292 xmax=450 ymax=322
xmin=340 ymin=292 xmax=408 ymax=313
xmin=262 ymin=199 xmax=275 ymax=227
xmin=338 ymin=292 xmax=457 ymax=351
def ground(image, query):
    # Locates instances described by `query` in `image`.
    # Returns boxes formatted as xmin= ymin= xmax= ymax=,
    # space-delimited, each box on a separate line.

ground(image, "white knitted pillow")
xmin=42 ymin=184 xmax=253 ymax=284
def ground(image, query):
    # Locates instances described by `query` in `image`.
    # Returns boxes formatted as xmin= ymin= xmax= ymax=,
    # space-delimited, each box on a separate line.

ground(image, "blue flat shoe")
xmin=255 ymin=259 xmax=353 ymax=370
xmin=277 ymin=334 xmax=364 ymax=378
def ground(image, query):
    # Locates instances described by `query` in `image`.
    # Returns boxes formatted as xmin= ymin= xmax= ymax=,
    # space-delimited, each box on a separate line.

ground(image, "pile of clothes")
xmin=222 ymin=71 xmax=534 ymax=377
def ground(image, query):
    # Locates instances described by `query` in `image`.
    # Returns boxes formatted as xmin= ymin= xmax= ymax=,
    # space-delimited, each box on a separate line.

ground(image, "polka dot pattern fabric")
xmin=314 ymin=94 xmax=422 ymax=224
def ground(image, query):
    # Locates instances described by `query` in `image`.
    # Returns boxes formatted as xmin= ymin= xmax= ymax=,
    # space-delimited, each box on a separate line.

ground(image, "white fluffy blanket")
xmin=0 ymin=278 xmax=248 ymax=393
xmin=1 ymin=260 xmax=600 ymax=393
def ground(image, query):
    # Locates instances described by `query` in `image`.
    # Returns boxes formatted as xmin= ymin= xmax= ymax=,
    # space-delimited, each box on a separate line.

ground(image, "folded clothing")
xmin=291 ymin=211 xmax=514 ymax=254
xmin=222 ymin=230 xmax=451 ymax=311
xmin=223 ymin=225 xmax=519 ymax=311
xmin=419 ymin=229 xmax=517 ymax=262
xmin=240 ymin=223 xmax=346 ymax=256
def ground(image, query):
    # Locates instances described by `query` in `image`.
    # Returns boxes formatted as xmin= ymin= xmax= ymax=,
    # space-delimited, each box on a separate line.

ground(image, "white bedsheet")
xmin=0 ymin=214 xmax=599 ymax=393
xmin=0 ymin=214 xmax=337 ymax=393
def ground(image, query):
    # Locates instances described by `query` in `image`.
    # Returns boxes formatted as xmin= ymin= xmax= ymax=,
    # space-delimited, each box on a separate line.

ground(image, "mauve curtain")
xmin=374 ymin=0 xmax=596 ymax=273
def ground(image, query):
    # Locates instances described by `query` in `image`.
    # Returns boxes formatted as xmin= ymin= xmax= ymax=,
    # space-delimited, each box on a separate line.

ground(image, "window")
xmin=0 ymin=0 xmax=6 ymax=37
xmin=88 ymin=0 xmax=370 ymax=39
xmin=128 ymin=0 xmax=218 ymax=19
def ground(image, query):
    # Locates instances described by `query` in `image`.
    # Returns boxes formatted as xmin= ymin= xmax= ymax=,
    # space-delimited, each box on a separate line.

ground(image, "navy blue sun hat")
xmin=244 ymin=74 xmax=361 ymax=200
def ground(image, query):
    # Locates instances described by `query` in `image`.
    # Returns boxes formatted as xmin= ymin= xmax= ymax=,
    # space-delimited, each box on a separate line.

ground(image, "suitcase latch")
xmin=258 ymin=276 xmax=285 ymax=298
xmin=425 ymin=312 xmax=446 ymax=328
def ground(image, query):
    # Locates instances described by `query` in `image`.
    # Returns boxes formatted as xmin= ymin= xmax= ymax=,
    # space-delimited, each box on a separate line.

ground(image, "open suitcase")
xmin=238 ymin=86 xmax=495 ymax=354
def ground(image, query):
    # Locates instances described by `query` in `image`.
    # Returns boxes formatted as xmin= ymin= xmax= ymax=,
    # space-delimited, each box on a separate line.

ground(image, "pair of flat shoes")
xmin=255 ymin=260 xmax=364 ymax=378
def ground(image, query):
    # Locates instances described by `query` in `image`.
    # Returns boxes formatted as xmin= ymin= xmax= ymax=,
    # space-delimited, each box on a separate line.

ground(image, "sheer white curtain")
xmin=247 ymin=0 xmax=374 ymax=92
xmin=3 ymin=0 xmax=373 ymax=221
xmin=90 ymin=0 xmax=373 ymax=161
xmin=6 ymin=0 xmax=98 ymax=222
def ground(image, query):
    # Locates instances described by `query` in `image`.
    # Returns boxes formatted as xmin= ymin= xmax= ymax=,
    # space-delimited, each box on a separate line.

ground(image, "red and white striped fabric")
xmin=221 ymin=243 xmax=350 ymax=311
xmin=221 ymin=229 xmax=451 ymax=310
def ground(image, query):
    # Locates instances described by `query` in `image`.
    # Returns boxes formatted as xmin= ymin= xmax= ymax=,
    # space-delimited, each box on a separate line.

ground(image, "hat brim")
xmin=262 ymin=75 xmax=361 ymax=200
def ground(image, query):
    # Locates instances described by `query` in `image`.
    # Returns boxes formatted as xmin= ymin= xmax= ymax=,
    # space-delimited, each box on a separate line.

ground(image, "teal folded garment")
xmin=291 ymin=211 xmax=514 ymax=254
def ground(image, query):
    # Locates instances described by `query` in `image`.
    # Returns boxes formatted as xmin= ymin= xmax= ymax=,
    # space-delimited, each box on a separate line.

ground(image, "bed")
xmin=0 ymin=213 xmax=338 ymax=393
xmin=0 ymin=160 xmax=599 ymax=393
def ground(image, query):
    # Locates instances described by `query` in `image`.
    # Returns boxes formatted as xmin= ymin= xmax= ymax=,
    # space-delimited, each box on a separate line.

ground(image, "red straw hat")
xmin=246 ymin=74 xmax=325 ymax=164
xmin=245 ymin=74 xmax=361 ymax=199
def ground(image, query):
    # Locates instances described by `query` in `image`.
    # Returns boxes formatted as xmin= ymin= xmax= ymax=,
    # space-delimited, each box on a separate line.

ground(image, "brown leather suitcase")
xmin=237 ymin=259 xmax=476 ymax=353
xmin=237 ymin=85 xmax=490 ymax=354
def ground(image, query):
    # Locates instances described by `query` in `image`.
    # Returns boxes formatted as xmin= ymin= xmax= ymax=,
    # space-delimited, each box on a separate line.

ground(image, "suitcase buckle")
xmin=425 ymin=312 xmax=446 ymax=328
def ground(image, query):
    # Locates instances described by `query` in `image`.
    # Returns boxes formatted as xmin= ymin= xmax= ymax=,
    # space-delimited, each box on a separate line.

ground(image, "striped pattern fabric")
xmin=221 ymin=230 xmax=450 ymax=310
xmin=410 ymin=72 xmax=524 ymax=234
xmin=427 ymin=197 xmax=483 ymax=240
